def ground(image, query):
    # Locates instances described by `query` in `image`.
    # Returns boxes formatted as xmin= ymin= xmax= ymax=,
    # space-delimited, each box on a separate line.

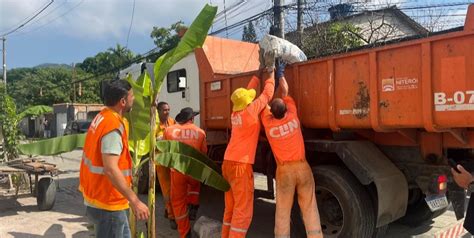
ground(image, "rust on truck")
xmin=185 ymin=4 xmax=474 ymax=236
xmin=199 ymin=4 xmax=474 ymax=156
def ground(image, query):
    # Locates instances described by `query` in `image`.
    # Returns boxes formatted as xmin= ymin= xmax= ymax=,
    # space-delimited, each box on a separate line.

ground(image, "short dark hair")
xmin=157 ymin=101 xmax=169 ymax=111
xmin=103 ymin=79 xmax=132 ymax=106
xmin=270 ymin=99 xmax=287 ymax=119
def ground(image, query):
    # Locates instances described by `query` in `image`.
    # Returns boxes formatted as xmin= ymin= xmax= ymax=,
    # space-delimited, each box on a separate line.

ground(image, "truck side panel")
xmin=292 ymin=28 xmax=474 ymax=132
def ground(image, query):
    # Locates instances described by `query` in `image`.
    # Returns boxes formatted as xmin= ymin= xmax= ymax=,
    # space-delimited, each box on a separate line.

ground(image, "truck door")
xmin=156 ymin=53 xmax=202 ymax=127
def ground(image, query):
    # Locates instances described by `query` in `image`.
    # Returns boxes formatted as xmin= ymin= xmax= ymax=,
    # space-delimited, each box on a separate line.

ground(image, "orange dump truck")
xmin=125 ymin=4 xmax=474 ymax=237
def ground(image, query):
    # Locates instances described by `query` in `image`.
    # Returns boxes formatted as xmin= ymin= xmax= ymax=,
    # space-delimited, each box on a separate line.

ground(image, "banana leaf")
xmin=153 ymin=4 xmax=217 ymax=93
xmin=136 ymin=71 xmax=152 ymax=98
xmin=155 ymin=140 xmax=229 ymax=192
xmin=128 ymin=132 xmax=151 ymax=157
xmin=17 ymin=105 xmax=53 ymax=120
xmin=18 ymin=133 xmax=86 ymax=156
xmin=125 ymin=74 xmax=152 ymax=143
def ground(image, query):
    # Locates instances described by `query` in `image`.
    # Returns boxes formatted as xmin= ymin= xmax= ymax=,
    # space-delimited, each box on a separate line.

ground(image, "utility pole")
xmin=273 ymin=0 xmax=284 ymax=38
xmin=72 ymin=63 xmax=76 ymax=103
xmin=2 ymin=37 xmax=6 ymax=93
xmin=297 ymin=0 xmax=303 ymax=46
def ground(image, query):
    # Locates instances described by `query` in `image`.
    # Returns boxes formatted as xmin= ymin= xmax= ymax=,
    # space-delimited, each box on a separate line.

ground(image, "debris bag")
xmin=259 ymin=35 xmax=307 ymax=68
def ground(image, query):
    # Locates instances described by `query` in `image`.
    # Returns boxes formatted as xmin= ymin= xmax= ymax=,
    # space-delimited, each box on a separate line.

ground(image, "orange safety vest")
xmin=79 ymin=108 xmax=132 ymax=211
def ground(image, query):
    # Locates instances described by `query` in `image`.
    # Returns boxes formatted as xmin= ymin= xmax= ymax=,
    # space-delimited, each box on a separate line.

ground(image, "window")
xmin=167 ymin=69 xmax=187 ymax=93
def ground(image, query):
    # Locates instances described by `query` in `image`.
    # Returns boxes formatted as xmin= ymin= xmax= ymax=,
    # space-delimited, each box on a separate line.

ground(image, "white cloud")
xmin=0 ymin=0 xmax=223 ymax=40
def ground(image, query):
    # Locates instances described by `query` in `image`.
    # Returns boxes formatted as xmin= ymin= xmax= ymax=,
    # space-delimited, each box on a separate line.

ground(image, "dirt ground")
xmin=0 ymin=150 xmax=471 ymax=238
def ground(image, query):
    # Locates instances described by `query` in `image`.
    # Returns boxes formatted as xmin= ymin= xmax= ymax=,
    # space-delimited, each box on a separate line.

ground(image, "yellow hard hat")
xmin=231 ymin=88 xmax=256 ymax=112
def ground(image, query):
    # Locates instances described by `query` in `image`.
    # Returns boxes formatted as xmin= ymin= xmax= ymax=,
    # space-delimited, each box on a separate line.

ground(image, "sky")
xmin=0 ymin=0 xmax=470 ymax=69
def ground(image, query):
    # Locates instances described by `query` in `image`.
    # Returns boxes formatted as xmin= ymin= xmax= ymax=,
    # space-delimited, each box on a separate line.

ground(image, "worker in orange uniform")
xmin=222 ymin=68 xmax=275 ymax=238
xmin=79 ymin=79 xmax=149 ymax=238
xmin=261 ymin=65 xmax=323 ymax=238
xmin=164 ymin=107 xmax=207 ymax=238
xmin=155 ymin=101 xmax=177 ymax=229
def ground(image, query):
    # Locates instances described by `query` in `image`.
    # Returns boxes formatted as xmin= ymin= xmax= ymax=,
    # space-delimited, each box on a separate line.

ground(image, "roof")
xmin=287 ymin=6 xmax=429 ymax=39
xmin=354 ymin=6 xmax=429 ymax=35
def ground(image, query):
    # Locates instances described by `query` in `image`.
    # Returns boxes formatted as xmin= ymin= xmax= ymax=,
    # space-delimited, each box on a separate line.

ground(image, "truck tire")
xmin=313 ymin=165 xmax=376 ymax=237
xmin=397 ymin=188 xmax=447 ymax=226
xmin=37 ymin=177 xmax=56 ymax=211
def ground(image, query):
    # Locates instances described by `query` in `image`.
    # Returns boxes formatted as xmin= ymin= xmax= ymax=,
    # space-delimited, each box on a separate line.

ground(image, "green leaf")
xmin=134 ymin=71 xmax=152 ymax=98
xmin=142 ymin=71 xmax=152 ymax=98
xmin=155 ymin=140 xmax=229 ymax=192
xmin=17 ymin=133 xmax=86 ymax=156
xmin=17 ymin=105 xmax=52 ymax=120
xmin=125 ymin=74 xmax=151 ymax=142
xmin=128 ymin=132 xmax=152 ymax=157
xmin=154 ymin=4 xmax=217 ymax=92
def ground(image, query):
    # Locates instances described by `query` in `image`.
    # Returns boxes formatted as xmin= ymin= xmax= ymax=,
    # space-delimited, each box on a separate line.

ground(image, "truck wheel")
xmin=314 ymin=165 xmax=376 ymax=237
xmin=397 ymin=188 xmax=447 ymax=226
xmin=37 ymin=177 xmax=56 ymax=211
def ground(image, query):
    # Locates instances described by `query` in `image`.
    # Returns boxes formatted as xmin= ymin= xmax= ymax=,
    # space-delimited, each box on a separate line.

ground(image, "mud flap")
xmin=306 ymin=140 xmax=409 ymax=227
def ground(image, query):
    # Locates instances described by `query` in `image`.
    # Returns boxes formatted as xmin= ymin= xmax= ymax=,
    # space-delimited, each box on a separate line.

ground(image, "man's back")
xmin=261 ymin=96 xmax=305 ymax=163
xmin=164 ymin=123 xmax=207 ymax=154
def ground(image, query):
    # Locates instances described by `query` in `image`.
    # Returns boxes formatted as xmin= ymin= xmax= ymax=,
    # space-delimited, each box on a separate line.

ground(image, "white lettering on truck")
xmin=434 ymin=90 xmax=474 ymax=111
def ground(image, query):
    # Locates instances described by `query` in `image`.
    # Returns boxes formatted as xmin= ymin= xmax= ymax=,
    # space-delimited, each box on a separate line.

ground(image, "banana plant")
xmin=125 ymin=4 xmax=218 ymax=238
xmin=17 ymin=105 xmax=52 ymax=120
xmin=16 ymin=4 xmax=223 ymax=238
xmin=18 ymin=133 xmax=86 ymax=156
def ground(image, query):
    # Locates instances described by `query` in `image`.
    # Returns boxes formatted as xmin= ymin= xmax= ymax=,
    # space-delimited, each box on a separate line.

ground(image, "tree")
xmin=299 ymin=22 xmax=363 ymax=58
xmin=78 ymin=44 xmax=137 ymax=76
xmin=242 ymin=21 xmax=257 ymax=43
xmin=7 ymin=67 xmax=101 ymax=111
xmin=150 ymin=21 xmax=188 ymax=59
xmin=0 ymin=92 xmax=18 ymax=161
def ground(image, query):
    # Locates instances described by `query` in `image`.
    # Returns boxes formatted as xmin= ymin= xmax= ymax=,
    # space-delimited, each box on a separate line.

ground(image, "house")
xmin=52 ymin=103 xmax=104 ymax=137
xmin=287 ymin=4 xmax=429 ymax=45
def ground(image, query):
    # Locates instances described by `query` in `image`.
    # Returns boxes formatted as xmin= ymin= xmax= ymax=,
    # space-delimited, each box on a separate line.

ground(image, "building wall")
xmin=53 ymin=103 xmax=104 ymax=137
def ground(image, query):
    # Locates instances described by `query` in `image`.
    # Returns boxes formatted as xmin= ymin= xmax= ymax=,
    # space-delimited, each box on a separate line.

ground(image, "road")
xmin=0 ymin=150 xmax=471 ymax=238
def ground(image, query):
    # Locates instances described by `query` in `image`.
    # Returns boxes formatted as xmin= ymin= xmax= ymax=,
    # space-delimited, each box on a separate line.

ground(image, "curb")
xmin=434 ymin=220 xmax=468 ymax=238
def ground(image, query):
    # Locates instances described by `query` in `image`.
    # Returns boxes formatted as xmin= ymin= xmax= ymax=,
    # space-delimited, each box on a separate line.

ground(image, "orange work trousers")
xmin=156 ymin=164 xmax=174 ymax=220
xmin=275 ymin=160 xmax=322 ymax=238
xmin=222 ymin=160 xmax=254 ymax=238
xmin=170 ymin=169 xmax=201 ymax=238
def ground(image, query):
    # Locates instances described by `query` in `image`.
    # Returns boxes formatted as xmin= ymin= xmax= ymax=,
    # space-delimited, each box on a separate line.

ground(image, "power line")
xmin=1 ymin=0 xmax=54 ymax=37
xmin=0 ymin=0 xmax=51 ymax=35
xmin=210 ymin=9 xmax=272 ymax=35
xmin=47 ymin=47 xmax=162 ymax=90
xmin=26 ymin=0 xmax=68 ymax=29
xmin=11 ymin=0 xmax=85 ymax=37
xmin=125 ymin=0 xmax=136 ymax=49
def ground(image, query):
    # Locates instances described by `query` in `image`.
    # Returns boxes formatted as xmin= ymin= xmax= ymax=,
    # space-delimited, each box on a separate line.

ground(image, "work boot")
xmin=189 ymin=205 xmax=199 ymax=221
xmin=169 ymin=219 xmax=177 ymax=230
